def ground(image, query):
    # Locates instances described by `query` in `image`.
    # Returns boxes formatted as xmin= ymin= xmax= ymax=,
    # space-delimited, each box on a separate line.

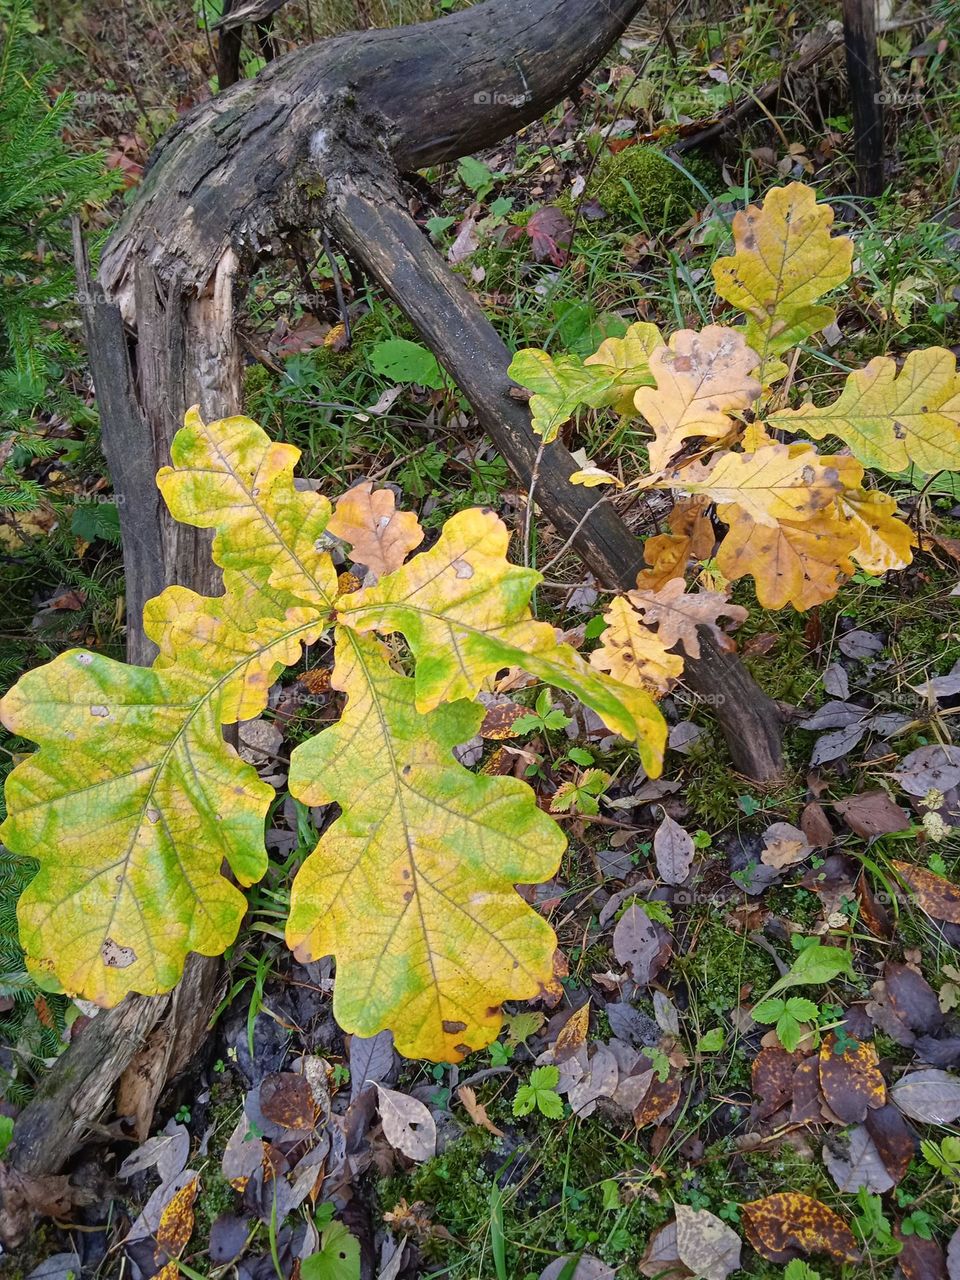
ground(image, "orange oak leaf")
xmin=327 ymin=481 xmax=424 ymax=581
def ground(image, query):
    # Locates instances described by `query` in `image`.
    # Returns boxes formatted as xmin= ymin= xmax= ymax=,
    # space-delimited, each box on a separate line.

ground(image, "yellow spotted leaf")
xmin=1 ymin=418 xmax=334 ymax=1004
xmin=338 ymin=508 xmax=666 ymax=775
xmin=668 ymin=441 xmax=862 ymax=525
xmin=327 ymin=480 xmax=424 ymax=581
xmin=590 ymin=595 xmax=684 ymax=695
xmin=768 ymin=347 xmax=960 ymax=476
xmin=712 ymin=183 xmax=853 ymax=383
xmin=634 ymin=326 xmax=762 ymax=471
xmin=741 ymin=1192 xmax=860 ymax=1264
xmin=156 ymin=1175 xmax=199 ymax=1259
xmin=583 ymin=321 xmax=663 ymax=413
xmin=716 ymin=505 xmax=859 ymax=611
xmin=286 ymin=632 xmax=564 ymax=1061
xmin=842 ymin=488 xmax=916 ymax=574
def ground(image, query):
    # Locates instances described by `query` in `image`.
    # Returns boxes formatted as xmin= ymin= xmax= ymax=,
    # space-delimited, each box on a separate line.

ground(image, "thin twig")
xmin=522 ymin=440 xmax=545 ymax=568
xmin=537 ymin=490 xmax=621 ymax=576
xmin=321 ymin=228 xmax=351 ymax=343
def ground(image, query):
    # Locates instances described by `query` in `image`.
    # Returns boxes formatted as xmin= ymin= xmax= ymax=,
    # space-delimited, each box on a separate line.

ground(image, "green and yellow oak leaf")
xmin=337 ymin=507 xmax=666 ymax=775
xmin=583 ymin=321 xmax=663 ymax=413
xmin=633 ymin=326 xmax=762 ymax=471
xmin=0 ymin=412 xmax=338 ymax=1004
xmin=507 ymin=348 xmax=620 ymax=442
xmin=589 ymin=595 xmax=684 ymax=694
xmin=157 ymin=408 xmax=338 ymax=608
xmin=0 ymin=596 xmax=326 ymax=1004
xmin=767 ymin=347 xmax=960 ymax=475
xmin=286 ymin=632 xmax=564 ymax=1062
xmin=712 ymin=182 xmax=853 ymax=383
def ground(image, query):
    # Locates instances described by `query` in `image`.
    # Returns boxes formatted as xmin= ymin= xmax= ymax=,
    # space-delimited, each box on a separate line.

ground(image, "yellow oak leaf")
xmin=842 ymin=488 xmax=916 ymax=574
xmin=768 ymin=347 xmax=960 ymax=476
xmin=712 ymin=182 xmax=853 ymax=383
xmin=338 ymin=507 xmax=666 ymax=775
xmin=590 ymin=595 xmax=684 ymax=694
xmin=286 ymin=632 xmax=564 ymax=1061
xmin=569 ymin=466 xmax=622 ymax=487
xmin=626 ymin=578 xmax=748 ymax=657
xmin=668 ymin=441 xmax=862 ymax=526
xmin=716 ymin=505 xmax=859 ymax=610
xmin=327 ymin=480 xmax=424 ymax=581
xmin=634 ymin=326 xmax=762 ymax=471
xmin=1 ymin=415 xmax=335 ymax=1005
xmin=157 ymin=408 xmax=338 ymax=608
xmin=583 ymin=321 xmax=663 ymax=413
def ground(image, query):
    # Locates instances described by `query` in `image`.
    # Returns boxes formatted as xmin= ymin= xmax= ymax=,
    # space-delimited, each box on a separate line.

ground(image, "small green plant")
xmin=550 ymin=768 xmax=611 ymax=816
xmin=513 ymin=689 xmax=572 ymax=736
xmin=750 ymin=996 xmax=819 ymax=1052
xmin=920 ymin=1135 xmax=960 ymax=1179
xmin=512 ymin=1065 xmax=563 ymax=1118
xmin=0 ymin=1114 xmax=14 ymax=1158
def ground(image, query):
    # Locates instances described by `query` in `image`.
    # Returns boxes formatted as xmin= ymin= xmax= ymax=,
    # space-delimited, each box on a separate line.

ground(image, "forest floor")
xmin=3 ymin=1 xmax=960 ymax=1278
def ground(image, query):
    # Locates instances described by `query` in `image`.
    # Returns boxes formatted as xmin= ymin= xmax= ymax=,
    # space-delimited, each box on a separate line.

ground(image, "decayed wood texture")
xmin=842 ymin=0 xmax=884 ymax=196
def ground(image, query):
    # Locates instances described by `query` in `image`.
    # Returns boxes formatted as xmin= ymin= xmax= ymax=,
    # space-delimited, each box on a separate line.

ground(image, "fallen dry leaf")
xmin=823 ymin=1124 xmax=894 ymax=1193
xmin=864 ymin=1102 xmax=916 ymax=1184
xmin=741 ymin=1192 xmax=860 ymax=1264
xmin=760 ymin=821 xmax=812 ymax=869
xmin=891 ymin=1069 xmax=960 ymax=1125
xmin=834 ymin=790 xmax=911 ymax=838
xmin=375 ymin=1084 xmax=437 ymax=1161
xmin=327 ymin=481 xmax=424 ymax=581
xmin=634 ymin=1070 xmax=682 ymax=1127
xmin=893 ymin=860 xmax=960 ymax=924
xmin=638 ymin=1221 xmax=692 ymax=1279
xmin=674 ymin=1203 xmax=742 ymax=1280
xmin=259 ymin=1071 xmax=318 ymax=1131
xmin=457 ymin=1085 xmax=504 ymax=1137
xmin=654 ymin=812 xmax=695 ymax=884
xmin=553 ymin=1001 xmax=590 ymax=1063
xmin=818 ymin=1033 xmax=886 ymax=1123
xmin=613 ymin=904 xmax=671 ymax=985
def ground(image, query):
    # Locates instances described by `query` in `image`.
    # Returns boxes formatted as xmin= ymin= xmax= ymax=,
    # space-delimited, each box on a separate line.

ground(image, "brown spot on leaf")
xmin=101 ymin=938 xmax=136 ymax=968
